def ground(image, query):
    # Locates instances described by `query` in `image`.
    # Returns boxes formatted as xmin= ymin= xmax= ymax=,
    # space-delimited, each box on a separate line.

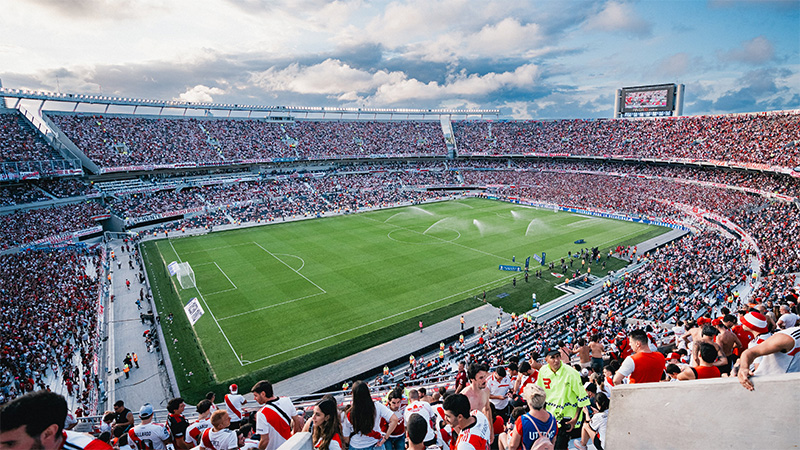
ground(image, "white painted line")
xmin=167 ymin=239 xmax=244 ymax=366
xmin=252 ymin=242 xmax=326 ymax=294
xmin=217 ymin=291 xmax=326 ymax=321
xmin=214 ymin=262 xmax=237 ymax=289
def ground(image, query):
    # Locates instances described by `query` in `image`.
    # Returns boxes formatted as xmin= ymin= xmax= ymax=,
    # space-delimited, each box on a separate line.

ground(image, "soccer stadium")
xmin=1 ymin=2 xmax=799 ymax=450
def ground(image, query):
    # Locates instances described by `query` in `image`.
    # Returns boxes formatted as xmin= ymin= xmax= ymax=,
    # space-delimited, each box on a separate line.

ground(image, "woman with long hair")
xmin=312 ymin=398 xmax=344 ymax=450
xmin=342 ymin=380 xmax=398 ymax=450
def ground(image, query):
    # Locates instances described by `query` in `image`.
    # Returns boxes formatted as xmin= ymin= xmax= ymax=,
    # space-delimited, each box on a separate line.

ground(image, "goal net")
xmin=175 ymin=262 xmax=196 ymax=290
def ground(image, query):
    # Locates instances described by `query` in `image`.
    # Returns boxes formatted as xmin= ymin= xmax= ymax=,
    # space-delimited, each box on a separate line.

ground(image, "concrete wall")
xmin=278 ymin=432 xmax=312 ymax=450
xmin=607 ymin=372 xmax=800 ymax=449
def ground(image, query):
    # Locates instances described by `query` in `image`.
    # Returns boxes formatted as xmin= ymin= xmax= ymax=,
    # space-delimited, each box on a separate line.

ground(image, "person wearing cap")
xmin=740 ymin=311 xmax=773 ymax=359
xmin=613 ymin=329 xmax=666 ymax=385
xmin=536 ymin=348 xmax=589 ymax=449
xmin=128 ymin=403 xmax=171 ymax=450
xmin=0 ymin=390 xmax=112 ymax=450
xmin=610 ymin=332 xmax=631 ymax=361
xmin=224 ymin=383 xmax=247 ymax=431
xmin=738 ymin=326 xmax=800 ymax=390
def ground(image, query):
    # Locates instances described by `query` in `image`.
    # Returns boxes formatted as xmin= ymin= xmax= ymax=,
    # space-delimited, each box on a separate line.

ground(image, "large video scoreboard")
xmin=614 ymin=83 xmax=684 ymax=118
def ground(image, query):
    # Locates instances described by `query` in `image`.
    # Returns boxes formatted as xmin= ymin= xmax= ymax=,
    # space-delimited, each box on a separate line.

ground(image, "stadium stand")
xmin=0 ymin=111 xmax=61 ymax=162
xmin=453 ymin=111 xmax=800 ymax=169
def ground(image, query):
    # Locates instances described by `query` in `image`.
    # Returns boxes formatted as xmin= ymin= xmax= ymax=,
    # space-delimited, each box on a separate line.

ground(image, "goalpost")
xmin=175 ymin=262 xmax=196 ymax=290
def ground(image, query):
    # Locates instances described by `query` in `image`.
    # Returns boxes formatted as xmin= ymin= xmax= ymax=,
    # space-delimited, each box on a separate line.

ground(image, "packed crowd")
xmin=464 ymin=170 xmax=766 ymax=220
xmin=50 ymin=114 xmax=448 ymax=167
xmin=0 ymin=247 xmax=103 ymax=410
xmin=0 ymin=178 xmax=95 ymax=207
xmin=452 ymin=159 xmax=800 ymax=199
xmin=453 ymin=112 xmax=800 ymax=168
xmin=0 ymin=202 xmax=107 ymax=249
xmin=0 ymin=112 xmax=59 ymax=162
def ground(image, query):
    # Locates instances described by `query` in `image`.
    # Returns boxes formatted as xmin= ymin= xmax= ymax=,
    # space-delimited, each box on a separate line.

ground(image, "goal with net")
xmin=175 ymin=262 xmax=196 ymax=289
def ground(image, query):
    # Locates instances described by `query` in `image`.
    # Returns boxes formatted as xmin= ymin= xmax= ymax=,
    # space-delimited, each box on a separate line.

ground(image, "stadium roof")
xmin=0 ymin=87 xmax=499 ymax=119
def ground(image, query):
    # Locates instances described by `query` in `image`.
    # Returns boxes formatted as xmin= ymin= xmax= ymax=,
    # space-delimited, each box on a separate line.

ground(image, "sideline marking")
xmin=167 ymin=238 xmax=244 ymax=366
xmin=214 ymin=262 xmax=237 ymax=289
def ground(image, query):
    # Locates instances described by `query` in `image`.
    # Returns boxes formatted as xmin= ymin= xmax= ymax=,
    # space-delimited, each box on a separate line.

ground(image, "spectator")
xmin=167 ymin=397 xmax=190 ymax=450
xmin=186 ymin=399 xmax=214 ymax=448
xmin=507 ymin=384 xmax=557 ymax=450
xmin=0 ymin=390 xmax=111 ymax=450
xmin=403 ymin=390 xmax=436 ymax=448
xmin=384 ymin=388 xmax=406 ymax=450
xmin=128 ymin=403 xmax=170 ymax=450
xmin=677 ymin=343 xmax=722 ymax=380
xmin=613 ymin=329 xmax=666 ymax=384
xmin=442 ymin=394 xmax=491 ymax=450
xmin=311 ymin=398 xmax=344 ymax=450
xmin=738 ymin=326 xmax=800 ymax=390
xmin=342 ymin=380 xmax=398 ymax=450
xmin=224 ymin=384 xmax=247 ymax=430
xmin=251 ymin=380 xmax=303 ymax=450
xmin=201 ymin=410 xmax=238 ymax=450
xmin=536 ymin=349 xmax=590 ymax=449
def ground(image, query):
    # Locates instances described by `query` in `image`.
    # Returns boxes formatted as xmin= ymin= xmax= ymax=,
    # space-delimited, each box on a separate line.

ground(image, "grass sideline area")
xmin=141 ymin=198 xmax=671 ymax=401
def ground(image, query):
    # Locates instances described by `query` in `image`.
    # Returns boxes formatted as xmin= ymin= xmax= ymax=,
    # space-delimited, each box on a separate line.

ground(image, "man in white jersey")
xmin=442 ymin=394 xmax=490 ymax=450
xmin=223 ymin=384 xmax=247 ymax=430
xmin=251 ymin=380 xmax=303 ymax=450
xmin=128 ymin=404 xmax=171 ymax=450
xmin=403 ymin=389 xmax=436 ymax=447
xmin=738 ymin=326 xmax=800 ymax=391
xmin=486 ymin=366 xmax=511 ymax=421
xmin=201 ymin=410 xmax=238 ymax=450
xmin=186 ymin=400 xmax=214 ymax=448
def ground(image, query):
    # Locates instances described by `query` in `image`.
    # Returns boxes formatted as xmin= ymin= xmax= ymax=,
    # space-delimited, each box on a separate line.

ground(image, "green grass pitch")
xmin=142 ymin=198 xmax=669 ymax=398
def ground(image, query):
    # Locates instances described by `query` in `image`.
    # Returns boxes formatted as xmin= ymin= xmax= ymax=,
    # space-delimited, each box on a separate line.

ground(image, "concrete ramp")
xmin=607 ymin=373 xmax=800 ymax=449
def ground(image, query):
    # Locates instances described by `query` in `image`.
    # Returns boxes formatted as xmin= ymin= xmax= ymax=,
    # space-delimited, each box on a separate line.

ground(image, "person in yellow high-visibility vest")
xmin=123 ymin=364 xmax=130 ymax=379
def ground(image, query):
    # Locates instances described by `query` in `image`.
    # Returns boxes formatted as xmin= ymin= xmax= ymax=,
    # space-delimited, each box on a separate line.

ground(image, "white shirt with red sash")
xmin=454 ymin=411 xmax=490 ymax=450
xmin=224 ymin=393 xmax=246 ymax=422
xmin=255 ymin=397 xmax=297 ymax=450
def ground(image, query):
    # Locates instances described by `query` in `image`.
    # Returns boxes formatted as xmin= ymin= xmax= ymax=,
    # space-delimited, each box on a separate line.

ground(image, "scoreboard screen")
xmin=620 ymin=84 xmax=675 ymax=113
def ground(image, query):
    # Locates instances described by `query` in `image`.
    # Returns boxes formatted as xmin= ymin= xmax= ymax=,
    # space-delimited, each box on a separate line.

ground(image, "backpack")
xmin=522 ymin=413 xmax=555 ymax=450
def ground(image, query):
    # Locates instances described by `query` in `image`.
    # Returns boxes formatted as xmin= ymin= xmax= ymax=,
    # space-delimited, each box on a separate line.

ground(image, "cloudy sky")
xmin=1 ymin=0 xmax=798 ymax=119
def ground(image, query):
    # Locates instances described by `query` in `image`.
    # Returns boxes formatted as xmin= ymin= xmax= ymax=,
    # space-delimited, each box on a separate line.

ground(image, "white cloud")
xmin=406 ymin=17 xmax=545 ymax=62
xmin=719 ymin=36 xmax=775 ymax=65
xmin=584 ymin=1 xmax=652 ymax=36
xmin=249 ymin=59 xmax=539 ymax=105
xmin=177 ymin=85 xmax=226 ymax=103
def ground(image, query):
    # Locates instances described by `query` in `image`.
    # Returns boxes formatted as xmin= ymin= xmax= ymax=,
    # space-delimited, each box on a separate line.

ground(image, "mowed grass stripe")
xmin=146 ymin=198 xmax=670 ymax=385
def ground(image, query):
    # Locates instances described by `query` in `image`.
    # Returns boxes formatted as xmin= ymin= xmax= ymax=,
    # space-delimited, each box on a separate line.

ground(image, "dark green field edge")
xmin=142 ymin=219 xmax=672 ymax=402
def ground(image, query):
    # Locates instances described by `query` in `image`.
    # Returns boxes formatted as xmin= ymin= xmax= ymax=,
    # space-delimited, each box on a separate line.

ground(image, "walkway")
xmin=273 ymin=303 xmax=501 ymax=396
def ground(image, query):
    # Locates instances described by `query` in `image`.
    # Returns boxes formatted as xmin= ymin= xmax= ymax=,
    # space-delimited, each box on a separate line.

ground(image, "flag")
xmin=525 ymin=256 xmax=530 ymax=269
